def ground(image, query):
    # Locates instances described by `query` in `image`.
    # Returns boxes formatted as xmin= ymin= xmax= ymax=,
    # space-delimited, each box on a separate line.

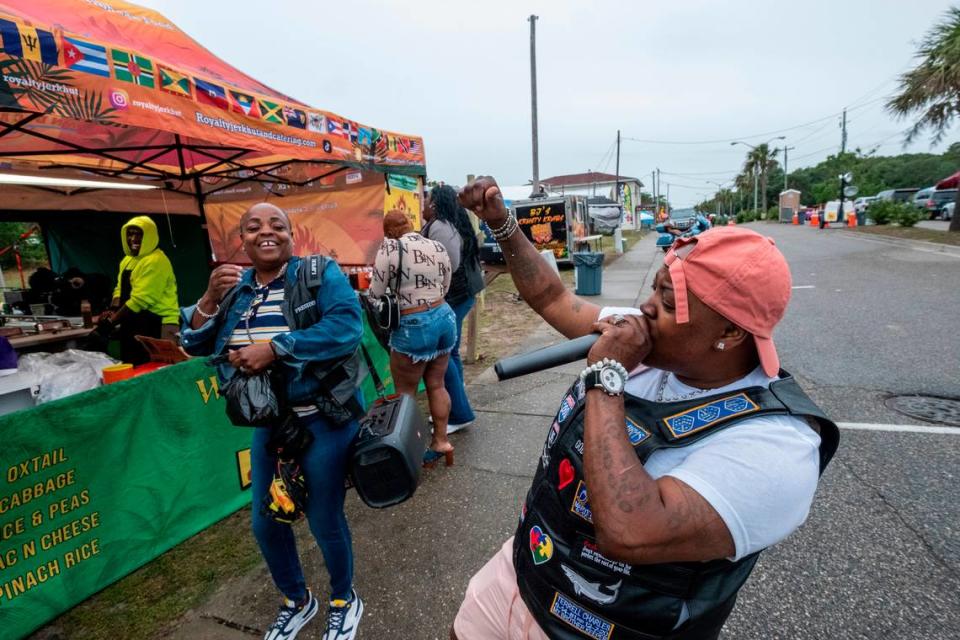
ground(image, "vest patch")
xmin=558 ymin=458 xmax=575 ymax=490
xmin=570 ymin=480 xmax=593 ymax=523
xmin=561 ymin=563 xmax=622 ymax=605
xmin=662 ymin=392 xmax=759 ymax=439
xmin=580 ymin=540 xmax=631 ymax=576
xmin=558 ymin=394 xmax=577 ymax=423
xmin=549 ymin=592 xmax=615 ymax=640
xmin=529 ymin=525 xmax=555 ymax=565
xmin=294 ymin=300 xmax=317 ymax=314
xmin=625 ymin=416 xmax=650 ymax=446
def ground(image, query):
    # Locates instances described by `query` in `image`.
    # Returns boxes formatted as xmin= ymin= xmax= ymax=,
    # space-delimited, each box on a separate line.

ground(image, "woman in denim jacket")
xmin=180 ymin=203 xmax=364 ymax=640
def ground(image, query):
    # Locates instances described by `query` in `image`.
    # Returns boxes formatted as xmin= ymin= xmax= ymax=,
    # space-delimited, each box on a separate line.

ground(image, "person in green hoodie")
xmin=98 ymin=216 xmax=179 ymax=364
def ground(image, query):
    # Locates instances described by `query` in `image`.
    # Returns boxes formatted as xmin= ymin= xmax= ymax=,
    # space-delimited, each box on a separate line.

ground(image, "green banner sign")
xmin=0 ymin=319 xmax=393 ymax=639
xmin=387 ymin=174 xmax=419 ymax=192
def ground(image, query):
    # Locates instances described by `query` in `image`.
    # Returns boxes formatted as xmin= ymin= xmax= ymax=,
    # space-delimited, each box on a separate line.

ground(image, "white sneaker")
xmin=264 ymin=590 xmax=318 ymax=640
xmin=324 ymin=589 xmax=364 ymax=640
xmin=446 ymin=420 xmax=474 ymax=435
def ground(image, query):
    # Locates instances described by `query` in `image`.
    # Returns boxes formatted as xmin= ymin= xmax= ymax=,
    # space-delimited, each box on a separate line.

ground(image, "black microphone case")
xmin=349 ymin=393 xmax=428 ymax=508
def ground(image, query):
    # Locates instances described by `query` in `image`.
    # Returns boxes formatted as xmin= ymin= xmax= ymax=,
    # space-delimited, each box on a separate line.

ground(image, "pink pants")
xmin=453 ymin=538 xmax=550 ymax=640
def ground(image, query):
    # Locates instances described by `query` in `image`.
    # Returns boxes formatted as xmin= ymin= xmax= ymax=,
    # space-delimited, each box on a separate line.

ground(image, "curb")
xmin=834 ymin=229 xmax=960 ymax=256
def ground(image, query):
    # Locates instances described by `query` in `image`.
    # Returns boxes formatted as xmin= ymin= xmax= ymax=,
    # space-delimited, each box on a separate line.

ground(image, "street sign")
xmin=844 ymin=185 xmax=859 ymax=197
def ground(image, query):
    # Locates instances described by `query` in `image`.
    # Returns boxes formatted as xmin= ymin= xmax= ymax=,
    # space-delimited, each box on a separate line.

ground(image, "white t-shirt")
xmin=598 ymin=307 xmax=822 ymax=561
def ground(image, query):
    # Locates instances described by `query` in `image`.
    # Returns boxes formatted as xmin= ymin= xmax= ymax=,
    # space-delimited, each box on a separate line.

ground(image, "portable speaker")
xmin=349 ymin=393 xmax=429 ymax=508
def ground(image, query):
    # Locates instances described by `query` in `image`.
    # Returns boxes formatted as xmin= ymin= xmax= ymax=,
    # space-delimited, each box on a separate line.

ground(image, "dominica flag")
xmin=62 ymin=35 xmax=109 ymax=77
xmin=229 ymin=90 xmax=260 ymax=118
xmin=158 ymin=65 xmax=191 ymax=97
xmin=194 ymin=78 xmax=228 ymax=110
xmin=0 ymin=20 xmax=58 ymax=65
xmin=258 ymin=99 xmax=283 ymax=124
xmin=111 ymin=49 xmax=154 ymax=87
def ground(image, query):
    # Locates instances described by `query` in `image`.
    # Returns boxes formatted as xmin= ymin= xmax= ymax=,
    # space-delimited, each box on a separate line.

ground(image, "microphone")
xmin=494 ymin=334 xmax=600 ymax=381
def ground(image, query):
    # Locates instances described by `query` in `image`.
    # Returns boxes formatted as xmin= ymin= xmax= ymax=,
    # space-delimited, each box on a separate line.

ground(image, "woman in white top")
xmin=370 ymin=210 xmax=458 ymax=466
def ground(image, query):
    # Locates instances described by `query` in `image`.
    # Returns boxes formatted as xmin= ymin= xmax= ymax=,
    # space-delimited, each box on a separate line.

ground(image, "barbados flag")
xmin=158 ymin=65 xmax=191 ymax=97
xmin=0 ymin=20 xmax=58 ymax=65
xmin=61 ymin=35 xmax=110 ymax=77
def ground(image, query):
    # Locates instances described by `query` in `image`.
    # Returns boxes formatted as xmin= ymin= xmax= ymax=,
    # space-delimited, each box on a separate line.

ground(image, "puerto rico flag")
xmin=62 ymin=35 xmax=110 ymax=77
xmin=194 ymin=78 xmax=228 ymax=110
xmin=326 ymin=117 xmax=344 ymax=138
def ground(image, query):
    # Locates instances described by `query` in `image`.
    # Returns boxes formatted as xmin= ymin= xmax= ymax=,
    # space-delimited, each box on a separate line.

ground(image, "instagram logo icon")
xmin=109 ymin=89 xmax=129 ymax=110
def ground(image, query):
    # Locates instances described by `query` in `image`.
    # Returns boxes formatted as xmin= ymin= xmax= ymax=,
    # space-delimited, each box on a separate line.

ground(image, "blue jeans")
xmin=445 ymin=296 xmax=477 ymax=424
xmin=251 ymin=413 xmax=359 ymax=601
xmin=389 ymin=303 xmax=457 ymax=363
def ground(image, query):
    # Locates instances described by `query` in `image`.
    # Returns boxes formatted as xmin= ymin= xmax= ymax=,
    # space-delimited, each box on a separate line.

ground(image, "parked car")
xmin=876 ymin=187 xmax=921 ymax=204
xmin=942 ymin=200 xmax=955 ymax=221
xmin=854 ymin=196 xmax=876 ymax=213
xmin=915 ymin=188 xmax=958 ymax=219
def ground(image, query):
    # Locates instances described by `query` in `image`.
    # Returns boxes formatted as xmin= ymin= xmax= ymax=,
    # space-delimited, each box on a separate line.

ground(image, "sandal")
xmin=422 ymin=447 xmax=454 ymax=468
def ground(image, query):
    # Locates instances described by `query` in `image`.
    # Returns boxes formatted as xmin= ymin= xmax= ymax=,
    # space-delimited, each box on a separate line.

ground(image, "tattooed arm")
xmin=582 ymin=392 xmax=735 ymax=565
xmin=580 ymin=315 xmax=735 ymax=564
xmin=459 ymin=177 xmax=601 ymax=338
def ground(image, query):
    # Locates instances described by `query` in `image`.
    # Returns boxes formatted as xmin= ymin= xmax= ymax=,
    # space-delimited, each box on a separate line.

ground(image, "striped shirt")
xmin=228 ymin=276 xmax=317 ymax=417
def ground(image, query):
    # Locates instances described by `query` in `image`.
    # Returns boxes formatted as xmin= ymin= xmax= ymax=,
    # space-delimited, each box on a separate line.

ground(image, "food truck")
xmin=481 ymin=194 xmax=591 ymax=264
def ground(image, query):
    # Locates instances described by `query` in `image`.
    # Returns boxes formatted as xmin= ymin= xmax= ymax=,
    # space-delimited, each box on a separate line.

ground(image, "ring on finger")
xmin=611 ymin=313 xmax=627 ymax=326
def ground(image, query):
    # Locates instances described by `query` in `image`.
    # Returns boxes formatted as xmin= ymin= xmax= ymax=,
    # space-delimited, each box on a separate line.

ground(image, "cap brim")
xmin=754 ymin=334 xmax=780 ymax=377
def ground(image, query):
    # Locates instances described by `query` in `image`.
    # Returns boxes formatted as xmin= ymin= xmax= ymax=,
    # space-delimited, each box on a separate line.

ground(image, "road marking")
xmin=792 ymin=285 xmax=816 ymax=289
xmin=837 ymin=422 xmax=959 ymax=435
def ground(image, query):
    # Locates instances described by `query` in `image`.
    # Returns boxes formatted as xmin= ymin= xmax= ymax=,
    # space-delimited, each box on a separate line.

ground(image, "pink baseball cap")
xmin=663 ymin=226 xmax=791 ymax=377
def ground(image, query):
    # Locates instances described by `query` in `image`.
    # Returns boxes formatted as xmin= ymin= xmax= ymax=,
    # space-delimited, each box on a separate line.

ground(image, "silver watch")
xmin=580 ymin=358 xmax=628 ymax=396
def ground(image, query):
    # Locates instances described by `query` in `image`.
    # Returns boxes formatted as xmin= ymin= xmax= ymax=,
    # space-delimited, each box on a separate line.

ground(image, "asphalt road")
xmin=168 ymin=224 xmax=960 ymax=640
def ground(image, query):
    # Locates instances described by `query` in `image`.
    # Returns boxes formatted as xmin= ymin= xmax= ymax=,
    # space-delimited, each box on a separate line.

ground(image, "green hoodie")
xmin=113 ymin=216 xmax=179 ymax=324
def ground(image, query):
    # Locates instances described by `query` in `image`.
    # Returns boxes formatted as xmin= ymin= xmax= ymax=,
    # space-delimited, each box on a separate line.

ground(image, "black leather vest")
xmin=513 ymin=372 xmax=839 ymax=640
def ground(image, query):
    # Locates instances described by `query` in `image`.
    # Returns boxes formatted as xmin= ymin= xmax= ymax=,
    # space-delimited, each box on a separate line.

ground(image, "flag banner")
xmin=0 ymin=5 xmax=425 ymax=175
xmin=158 ymin=64 xmax=191 ymax=96
xmin=194 ymin=77 xmax=228 ymax=110
xmin=111 ymin=49 xmax=154 ymax=87
xmin=229 ymin=90 xmax=260 ymax=118
xmin=258 ymin=98 xmax=283 ymax=124
xmin=61 ymin=36 xmax=109 ymax=77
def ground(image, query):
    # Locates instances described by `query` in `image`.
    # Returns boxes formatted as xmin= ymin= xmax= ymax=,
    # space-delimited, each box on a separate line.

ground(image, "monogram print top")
xmin=371 ymin=232 xmax=451 ymax=309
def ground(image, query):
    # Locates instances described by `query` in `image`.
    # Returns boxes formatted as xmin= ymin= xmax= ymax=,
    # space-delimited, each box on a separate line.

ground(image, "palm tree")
xmin=887 ymin=6 xmax=960 ymax=231
xmin=743 ymin=144 xmax=781 ymax=213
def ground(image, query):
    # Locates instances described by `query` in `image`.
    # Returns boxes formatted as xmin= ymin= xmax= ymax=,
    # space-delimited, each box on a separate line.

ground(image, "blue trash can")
xmin=573 ymin=252 xmax=604 ymax=296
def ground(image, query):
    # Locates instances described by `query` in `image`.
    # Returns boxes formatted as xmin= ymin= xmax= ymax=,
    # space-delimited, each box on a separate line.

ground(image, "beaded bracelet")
xmin=490 ymin=214 xmax=518 ymax=241
xmin=195 ymin=301 xmax=220 ymax=319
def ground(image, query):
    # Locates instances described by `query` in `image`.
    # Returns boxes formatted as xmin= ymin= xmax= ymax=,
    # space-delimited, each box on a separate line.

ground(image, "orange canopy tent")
xmin=0 ymin=0 xmax=425 ymax=279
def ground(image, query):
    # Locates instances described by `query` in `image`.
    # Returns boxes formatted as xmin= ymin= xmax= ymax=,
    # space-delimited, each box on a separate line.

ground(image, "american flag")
xmin=408 ymin=139 xmax=421 ymax=153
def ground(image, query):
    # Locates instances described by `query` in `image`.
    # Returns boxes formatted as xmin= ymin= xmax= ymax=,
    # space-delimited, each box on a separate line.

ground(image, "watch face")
xmin=600 ymin=367 xmax=625 ymax=394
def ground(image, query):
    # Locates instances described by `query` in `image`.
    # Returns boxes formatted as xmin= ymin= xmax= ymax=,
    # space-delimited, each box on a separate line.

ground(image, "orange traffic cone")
xmin=846 ymin=212 xmax=857 ymax=228
xmin=792 ymin=212 xmax=799 ymax=225
xmin=810 ymin=213 xmax=819 ymax=227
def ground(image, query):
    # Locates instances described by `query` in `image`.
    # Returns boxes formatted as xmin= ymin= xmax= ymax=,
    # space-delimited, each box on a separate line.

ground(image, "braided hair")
xmin=430 ymin=184 xmax=479 ymax=258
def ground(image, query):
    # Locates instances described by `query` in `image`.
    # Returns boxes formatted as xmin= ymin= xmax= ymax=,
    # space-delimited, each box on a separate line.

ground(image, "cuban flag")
xmin=61 ymin=36 xmax=110 ymax=77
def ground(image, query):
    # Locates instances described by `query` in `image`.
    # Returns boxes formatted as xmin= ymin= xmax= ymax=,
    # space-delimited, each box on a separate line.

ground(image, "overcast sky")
xmin=139 ymin=0 xmax=956 ymax=206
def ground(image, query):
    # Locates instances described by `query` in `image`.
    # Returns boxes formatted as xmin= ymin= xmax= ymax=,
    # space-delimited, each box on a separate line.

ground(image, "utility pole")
xmin=651 ymin=170 xmax=655 ymax=209
xmin=753 ymin=160 xmax=759 ymax=213
xmin=614 ymin=130 xmax=621 ymax=206
xmin=783 ymin=146 xmax=795 ymax=191
xmin=840 ymin=108 xmax=847 ymax=155
xmin=529 ymin=15 xmax=540 ymax=196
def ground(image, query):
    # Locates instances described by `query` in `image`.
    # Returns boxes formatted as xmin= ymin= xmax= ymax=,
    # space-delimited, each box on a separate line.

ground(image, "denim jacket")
xmin=180 ymin=257 xmax=363 ymax=405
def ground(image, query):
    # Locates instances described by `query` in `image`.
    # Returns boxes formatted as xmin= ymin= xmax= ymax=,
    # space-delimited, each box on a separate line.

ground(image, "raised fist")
xmin=458 ymin=176 xmax=510 ymax=227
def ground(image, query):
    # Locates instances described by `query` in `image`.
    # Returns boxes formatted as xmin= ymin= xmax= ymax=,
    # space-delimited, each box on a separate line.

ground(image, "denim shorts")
xmin=389 ymin=302 xmax=457 ymax=363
